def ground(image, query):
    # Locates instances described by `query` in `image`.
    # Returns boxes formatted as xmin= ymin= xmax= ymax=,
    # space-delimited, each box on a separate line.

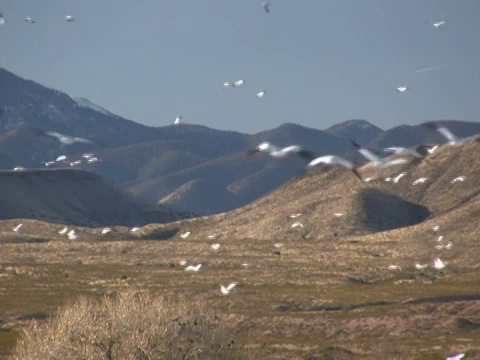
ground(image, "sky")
xmin=1 ymin=0 xmax=480 ymax=134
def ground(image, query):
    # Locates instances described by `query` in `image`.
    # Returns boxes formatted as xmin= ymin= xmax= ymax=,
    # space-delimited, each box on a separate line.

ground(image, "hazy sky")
xmin=1 ymin=1 xmax=479 ymax=133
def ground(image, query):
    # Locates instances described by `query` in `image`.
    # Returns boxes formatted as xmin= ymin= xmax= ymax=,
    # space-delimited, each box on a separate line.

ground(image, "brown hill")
xmin=138 ymin=138 xmax=480 ymax=242
xmin=0 ymin=169 xmax=191 ymax=227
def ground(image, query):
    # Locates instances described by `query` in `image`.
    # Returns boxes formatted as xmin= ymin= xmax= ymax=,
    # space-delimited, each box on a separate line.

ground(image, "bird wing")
xmin=308 ymin=155 xmax=353 ymax=169
xmin=383 ymin=147 xmax=405 ymax=154
xmin=72 ymin=137 xmax=93 ymax=144
xmin=226 ymin=283 xmax=237 ymax=291
xmin=437 ymin=127 xmax=459 ymax=143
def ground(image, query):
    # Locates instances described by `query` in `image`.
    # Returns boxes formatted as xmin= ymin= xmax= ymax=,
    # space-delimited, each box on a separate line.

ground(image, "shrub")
xmin=11 ymin=290 xmax=245 ymax=359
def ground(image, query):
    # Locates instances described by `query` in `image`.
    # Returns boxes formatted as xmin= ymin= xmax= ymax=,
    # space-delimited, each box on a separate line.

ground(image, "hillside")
xmin=137 ymin=137 xmax=480 ymax=242
xmin=0 ymin=169 xmax=191 ymax=227
xmin=325 ymin=119 xmax=384 ymax=145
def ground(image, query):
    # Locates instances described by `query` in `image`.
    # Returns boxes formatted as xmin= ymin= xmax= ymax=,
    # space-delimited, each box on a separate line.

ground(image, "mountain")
xmin=325 ymin=119 xmax=384 ymax=145
xmin=137 ymin=138 xmax=480 ymax=241
xmin=0 ymin=169 xmax=192 ymax=227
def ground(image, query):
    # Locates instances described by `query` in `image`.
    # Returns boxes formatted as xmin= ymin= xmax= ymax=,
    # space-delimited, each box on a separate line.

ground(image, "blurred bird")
xmin=422 ymin=122 xmax=479 ymax=144
xmin=102 ymin=228 xmax=112 ymax=235
xmin=210 ymin=243 xmax=221 ymax=250
xmin=392 ymin=172 xmax=406 ymax=184
xmin=174 ymin=116 xmax=182 ymax=125
xmin=24 ymin=17 xmax=35 ymax=23
xmin=396 ymin=86 xmax=409 ymax=93
xmin=433 ymin=258 xmax=447 ymax=269
xmin=0 ymin=13 xmax=6 ymax=25
xmin=246 ymin=142 xmax=315 ymax=164
xmin=256 ymin=91 xmax=266 ymax=98
xmin=432 ymin=20 xmax=446 ymax=28
xmin=13 ymin=224 xmax=23 ymax=232
xmin=220 ymin=282 xmax=237 ymax=295
xmin=68 ymin=230 xmax=78 ymax=240
xmin=232 ymin=79 xmax=245 ymax=87
xmin=262 ymin=2 xmax=270 ymax=14
xmin=415 ymin=263 xmax=428 ymax=270
xmin=307 ymin=155 xmax=363 ymax=180
xmin=349 ymin=139 xmax=408 ymax=168
xmin=291 ymin=222 xmax=304 ymax=228
xmin=451 ymin=176 xmax=466 ymax=183
xmin=412 ymin=177 xmax=428 ymax=185
xmin=65 ymin=15 xmax=74 ymax=22
xmin=384 ymin=145 xmax=431 ymax=159
xmin=180 ymin=231 xmax=191 ymax=239
xmin=185 ymin=264 xmax=202 ymax=272
xmin=58 ymin=226 xmax=68 ymax=235
xmin=46 ymin=131 xmax=93 ymax=146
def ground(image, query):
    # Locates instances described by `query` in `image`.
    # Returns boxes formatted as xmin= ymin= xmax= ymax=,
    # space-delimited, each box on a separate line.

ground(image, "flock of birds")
xmin=0 ymin=13 xmax=74 ymax=24
xmin=245 ymin=122 xmax=478 ymax=182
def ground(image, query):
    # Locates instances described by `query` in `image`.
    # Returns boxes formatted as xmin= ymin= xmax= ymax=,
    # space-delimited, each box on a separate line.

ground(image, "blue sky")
xmin=1 ymin=0 xmax=479 ymax=133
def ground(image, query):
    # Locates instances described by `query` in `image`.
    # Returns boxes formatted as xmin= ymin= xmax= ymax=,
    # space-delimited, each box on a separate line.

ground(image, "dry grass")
xmin=11 ymin=289 xmax=244 ymax=360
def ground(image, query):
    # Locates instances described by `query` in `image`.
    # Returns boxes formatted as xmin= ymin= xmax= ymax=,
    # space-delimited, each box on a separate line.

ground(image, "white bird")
xmin=446 ymin=352 xmax=465 ymax=360
xmin=307 ymin=155 xmax=363 ymax=180
xmin=363 ymin=177 xmax=374 ymax=182
xmin=13 ymin=166 xmax=27 ymax=171
xmin=56 ymin=155 xmax=67 ymax=162
xmin=220 ymin=282 xmax=237 ymax=295
xmin=82 ymin=153 xmax=94 ymax=159
xmin=274 ymin=243 xmax=284 ymax=248
xmin=333 ymin=213 xmax=344 ymax=217
xmin=101 ymin=228 xmax=112 ymax=235
xmin=58 ymin=226 xmax=68 ymax=235
xmin=388 ymin=265 xmax=402 ymax=270
xmin=384 ymin=177 xmax=392 ymax=182
xmin=423 ymin=122 xmax=479 ymax=145
xmin=393 ymin=172 xmax=406 ymax=184
xmin=291 ymin=222 xmax=304 ymax=228
xmin=415 ymin=263 xmax=428 ymax=270
xmin=210 ymin=243 xmax=221 ymax=250
xmin=437 ymin=235 xmax=444 ymax=242
xmin=131 ymin=227 xmax=140 ymax=232
xmin=0 ymin=13 xmax=5 ymax=25
xmin=248 ymin=142 xmax=315 ymax=164
xmin=241 ymin=263 xmax=249 ymax=268
xmin=87 ymin=157 xmax=99 ymax=163
xmin=396 ymin=86 xmax=409 ymax=93
xmin=432 ymin=20 xmax=446 ymax=28
xmin=179 ymin=260 xmax=187 ymax=266
xmin=70 ymin=160 xmax=82 ymax=167
xmin=43 ymin=161 xmax=56 ymax=167
xmin=207 ymin=234 xmax=216 ymax=239
xmin=412 ymin=177 xmax=428 ymax=185
xmin=185 ymin=264 xmax=202 ymax=272
xmin=433 ymin=258 xmax=447 ymax=269
xmin=46 ymin=131 xmax=93 ymax=146
xmin=13 ymin=224 xmax=23 ymax=232
xmin=289 ymin=213 xmax=302 ymax=218
xmin=432 ymin=225 xmax=440 ymax=232
xmin=427 ymin=145 xmax=439 ymax=154
xmin=349 ymin=139 xmax=408 ymax=168
xmin=445 ymin=242 xmax=453 ymax=250
xmin=256 ymin=91 xmax=266 ymax=98
xmin=451 ymin=176 xmax=466 ymax=183
xmin=65 ymin=15 xmax=74 ymax=22
xmin=232 ymin=79 xmax=245 ymax=87
xmin=24 ymin=17 xmax=35 ymax=23
xmin=384 ymin=145 xmax=431 ymax=159
xmin=67 ymin=230 xmax=78 ymax=240
xmin=174 ymin=116 xmax=182 ymax=125
xmin=262 ymin=2 xmax=270 ymax=14
xmin=179 ymin=231 xmax=191 ymax=239
xmin=435 ymin=244 xmax=444 ymax=250
xmin=222 ymin=81 xmax=232 ymax=89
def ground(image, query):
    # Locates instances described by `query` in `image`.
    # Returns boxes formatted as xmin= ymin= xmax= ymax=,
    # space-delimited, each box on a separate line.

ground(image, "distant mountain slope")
xmin=139 ymin=137 xmax=480 ymax=241
xmin=325 ymin=119 xmax=384 ymax=145
xmin=0 ymin=169 xmax=192 ymax=226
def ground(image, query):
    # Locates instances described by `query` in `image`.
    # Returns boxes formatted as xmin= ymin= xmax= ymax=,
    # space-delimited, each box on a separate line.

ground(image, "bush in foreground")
xmin=12 ymin=290 xmax=245 ymax=359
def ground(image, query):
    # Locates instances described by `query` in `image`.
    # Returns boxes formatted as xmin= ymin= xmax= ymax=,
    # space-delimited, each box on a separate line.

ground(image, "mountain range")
xmin=1 ymin=67 xmax=480 ymax=217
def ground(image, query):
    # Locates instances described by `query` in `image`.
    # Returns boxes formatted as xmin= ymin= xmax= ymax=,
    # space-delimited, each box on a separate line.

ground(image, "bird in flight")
xmin=45 ymin=131 xmax=93 ymax=146
xmin=24 ymin=17 xmax=35 ymax=24
xmin=246 ymin=141 xmax=315 ymax=164
xmin=396 ymin=85 xmax=409 ymax=93
xmin=65 ymin=15 xmax=74 ymax=22
xmin=307 ymin=155 xmax=363 ymax=181
xmin=220 ymin=282 xmax=237 ymax=295
xmin=262 ymin=2 xmax=270 ymax=14
xmin=349 ymin=139 xmax=408 ymax=168
xmin=422 ymin=122 xmax=479 ymax=145
xmin=0 ymin=13 xmax=6 ymax=25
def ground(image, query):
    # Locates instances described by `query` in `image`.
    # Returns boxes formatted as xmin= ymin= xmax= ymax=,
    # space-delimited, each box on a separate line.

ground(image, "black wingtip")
xmin=348 ymin=138 xmax=361 ymax=149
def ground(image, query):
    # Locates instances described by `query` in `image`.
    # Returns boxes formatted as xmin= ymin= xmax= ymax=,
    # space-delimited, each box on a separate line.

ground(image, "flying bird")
xmin=46 ymin=131 xmax=93 ymax=146
xmin=222 ymin=81 xmax=232 ymax=89
xmin=246 ymin=142 xmax=315 ymax=164
xmin=383 ymin=145 xmax=431 ymax=159
xmin=210 ymin=243 xmax=221 ymax=250
xmin=13 ymin=224 xmax=23 ymax=232
xmin=392 ymin=172 xmax=406 ymax=184
xmin=24 ymin=17 xmax=35 ymax=23
xmin=415 ymin=263 xmax=428 ymax=270
xmin=185 ymin=264 xmax=202 ymax=272
xmin=446 ymin=353 xmax=465 ymax=360
xmin=101 ymin=228 xmax=112 ymax=235
xmin=131 ymin=227 xmax=140 ymax=232
xmin=220 ymin=282 xmax=237 ymax=295
xmin=232 ymin=79 xmax=245 ymax=87
xmin=0 ymin=13 xmax=5 ymax=25
xmin=256 ymin=91 xmax=266 ymax=98
xmin=179 ymin=231 xmax=191 ymax=239
xmin=396 ymin=86 xmax=409 ymax=93
xmin=432 ymin=225 xmax=440 ymax=232
xmin=433 ymin=258 xmax=447 ymax=269
xmin=67 ymin=230 xmax=78 ymax=240
xmin=262 ymin=2 xmax=270 ymax=14
xmin=451 ymin=176 xmax=466 ymax=183
xmin=58 ymin=226 xmax=68 ymax=235
xmin=291 ymin=222 xmax=304 ymax=228
xmin=289 ymin=213 xmax=302 ymax=218
xmin=174 ymin=116 xmax=182 ymax=125
xmin=432 ymin=20 xmax=446 ymax=28
xmin=65 ymin=15 xmax=74 ymax=22
xmin=349 ymin=139 xmax=408 ymax=168
xmin=307 ymin=155 xmax=363 ymax=180
xmin=422 ymin=122 xmax=479 ymax=144
xmin=412 ymin=177 xmax=428 ymax=185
